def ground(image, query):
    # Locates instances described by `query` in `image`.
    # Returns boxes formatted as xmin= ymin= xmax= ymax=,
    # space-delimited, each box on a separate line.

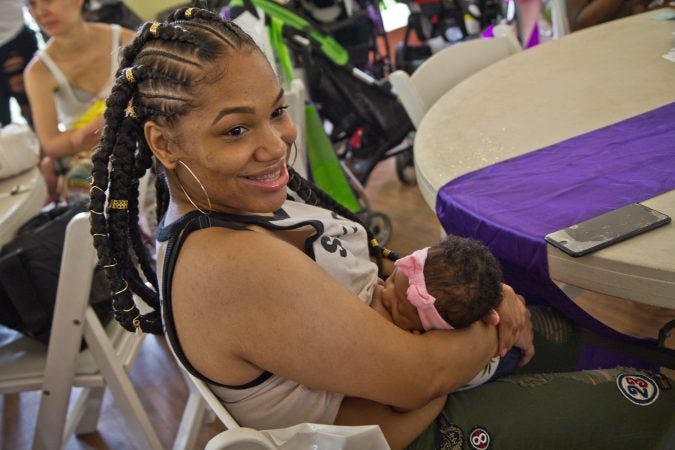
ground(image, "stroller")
xmin=285 ymin=0 xmax=394 ymax=79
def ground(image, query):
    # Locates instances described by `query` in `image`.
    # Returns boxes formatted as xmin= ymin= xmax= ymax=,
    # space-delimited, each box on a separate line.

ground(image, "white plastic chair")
xmin=389 ymin=25 xmax=522 ymax=128
xmin=0 ymin=212 xmax=162 ymax=450
xmin=549 ymin=0 xmax=570 ymax=38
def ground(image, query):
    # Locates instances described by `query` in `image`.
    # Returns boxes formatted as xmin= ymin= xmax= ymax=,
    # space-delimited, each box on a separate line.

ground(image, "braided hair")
xmin=90 ymin=7 xmax=396 ymax=335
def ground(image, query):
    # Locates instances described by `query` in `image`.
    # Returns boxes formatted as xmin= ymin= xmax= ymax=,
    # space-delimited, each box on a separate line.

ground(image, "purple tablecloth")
xmin=436 ymin=101 xmax=675 ymax=370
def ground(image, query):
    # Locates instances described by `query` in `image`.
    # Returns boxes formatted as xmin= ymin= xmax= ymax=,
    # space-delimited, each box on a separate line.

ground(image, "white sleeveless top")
xmin=156 ymin=200 xmax=380 ymax=429
xmin=37 ymin=24 xmax=120 ymax=128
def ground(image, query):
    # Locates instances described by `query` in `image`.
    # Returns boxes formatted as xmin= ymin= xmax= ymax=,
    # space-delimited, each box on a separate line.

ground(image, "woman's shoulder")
xmin=86 ymin=22 xmax=134 ymax=43
xmin=24 ymin=51 xmax=57 ymax=91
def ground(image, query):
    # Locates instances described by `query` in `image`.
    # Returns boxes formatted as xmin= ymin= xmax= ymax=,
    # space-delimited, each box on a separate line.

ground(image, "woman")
xmin=90 ymin=8 xmax=674 ymax=449
xmin=24 ymin=0 xmax=135 ymax=202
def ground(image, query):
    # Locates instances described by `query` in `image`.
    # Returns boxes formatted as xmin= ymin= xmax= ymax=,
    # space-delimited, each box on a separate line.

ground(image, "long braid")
xmin=90 ymin=8 xmax=261 ymax=334
xmin=286 ymin=167 xmax=399 ymax=271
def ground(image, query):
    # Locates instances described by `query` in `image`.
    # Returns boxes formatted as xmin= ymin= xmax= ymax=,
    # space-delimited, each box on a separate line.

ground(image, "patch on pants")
xmin=438 ymin=412 xmax=463 ymax=450
xmin=616 ymin=373 xmax=660 ymax=406
xmin=467 ymin=426 xmax=491 ymax=449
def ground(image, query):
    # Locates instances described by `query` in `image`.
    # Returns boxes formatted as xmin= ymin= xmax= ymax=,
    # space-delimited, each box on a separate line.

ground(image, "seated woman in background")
xmin=24 ymin=0 xmax=134 ymax=204
xmin=565 ymin=0 xmax=660 ymax=31
xmin=90 ymin=7 xmax=674 ymax=450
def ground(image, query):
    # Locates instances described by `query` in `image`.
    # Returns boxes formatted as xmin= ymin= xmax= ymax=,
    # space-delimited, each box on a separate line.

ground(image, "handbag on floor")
xmin=0 ymin=199 xmax=112 ymax=345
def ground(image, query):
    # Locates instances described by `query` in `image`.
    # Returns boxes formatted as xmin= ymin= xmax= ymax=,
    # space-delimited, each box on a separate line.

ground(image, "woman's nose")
xmin=256 ymin=122 xmax=296 ymax=160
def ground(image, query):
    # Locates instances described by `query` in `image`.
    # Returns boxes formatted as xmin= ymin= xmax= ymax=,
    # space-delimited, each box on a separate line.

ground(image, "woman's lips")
xmin=242 ymin=163 xmax=289 ymax=191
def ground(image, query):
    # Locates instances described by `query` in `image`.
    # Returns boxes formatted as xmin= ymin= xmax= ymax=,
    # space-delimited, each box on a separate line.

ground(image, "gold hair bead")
xmin=185 ymin=7 xmax=195 ymax=18
xmin=124 ymin=105 xmax=137 ymax=119
xmin=109 ymin=199 xmax=128 ymax=210
xmin=149 ymin=22 xmax=160 ymax=36
xmin=370 ymin=238 xmax=379 ymax=247
xmin=124 ymin=68 xmax=136 ymax=84
xmin=132 ymin=316 xmax=143 ymax=336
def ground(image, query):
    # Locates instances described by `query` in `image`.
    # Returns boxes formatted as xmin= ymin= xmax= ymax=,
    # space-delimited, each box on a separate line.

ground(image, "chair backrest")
xmin=0 ymin=212 xmax=162 ymax=450
xmin=389 ymin=25 xmax=522 ymax=128
xmin=549 ymin=0 xmax=570 ymax=38
xmin=284 ymin=78 xmax=309 ymax=178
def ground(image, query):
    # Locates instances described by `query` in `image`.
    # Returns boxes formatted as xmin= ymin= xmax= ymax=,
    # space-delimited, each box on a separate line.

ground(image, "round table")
xmin=414 ymin=11 xmax=675 ymax=308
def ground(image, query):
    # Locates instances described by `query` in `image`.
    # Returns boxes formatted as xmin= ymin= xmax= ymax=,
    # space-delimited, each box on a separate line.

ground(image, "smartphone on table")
xmin=544 ymin=203 xmax=671 ymax=257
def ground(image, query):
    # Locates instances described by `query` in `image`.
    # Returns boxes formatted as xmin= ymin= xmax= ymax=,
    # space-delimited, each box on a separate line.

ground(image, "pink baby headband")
xmin=394 ymin=248 xmax=453 ymax=331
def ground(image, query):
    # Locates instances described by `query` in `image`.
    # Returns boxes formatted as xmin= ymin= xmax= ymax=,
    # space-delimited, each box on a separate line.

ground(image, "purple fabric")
xmin=436 ymin=101 xmax=675 ymax=370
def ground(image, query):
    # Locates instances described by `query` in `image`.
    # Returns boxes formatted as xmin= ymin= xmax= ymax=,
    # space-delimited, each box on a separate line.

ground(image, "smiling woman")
xmin=89 ymin=7 xmax=675 ymax=450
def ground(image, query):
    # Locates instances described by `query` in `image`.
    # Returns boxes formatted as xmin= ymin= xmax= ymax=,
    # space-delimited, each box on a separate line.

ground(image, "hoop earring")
xmin=175 ymin=160 xmax=212 ymax=215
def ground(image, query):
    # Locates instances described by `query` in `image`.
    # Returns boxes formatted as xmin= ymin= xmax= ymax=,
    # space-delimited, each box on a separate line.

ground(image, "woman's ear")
xmin=145 ymin=120 xmax=178 ymax=170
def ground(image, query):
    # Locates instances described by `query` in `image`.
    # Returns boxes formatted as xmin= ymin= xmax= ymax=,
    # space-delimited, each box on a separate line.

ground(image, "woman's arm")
xmin=171 ymin=227 xmax=500 ymax=411
xmin=565 ymin=0 xmax=624 ymax=31
xmin=335 ymin=395 xmax=447 ymax=450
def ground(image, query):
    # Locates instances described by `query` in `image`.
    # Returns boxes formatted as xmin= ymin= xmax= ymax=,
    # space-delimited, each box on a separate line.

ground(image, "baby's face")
xmin=381 ymin=268 xmax=424 ymax=332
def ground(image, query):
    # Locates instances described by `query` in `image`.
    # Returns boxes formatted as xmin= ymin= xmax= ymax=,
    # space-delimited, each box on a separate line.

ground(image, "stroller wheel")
xmin=360 ymin=210 xmax=393 ymax=247
xmin=395 ymin=150 xmax=417 ymax=186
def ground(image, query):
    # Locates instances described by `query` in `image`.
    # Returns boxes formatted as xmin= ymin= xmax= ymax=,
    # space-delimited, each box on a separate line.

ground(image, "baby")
xmin=371 ymin=234 xmax=521 ymax=390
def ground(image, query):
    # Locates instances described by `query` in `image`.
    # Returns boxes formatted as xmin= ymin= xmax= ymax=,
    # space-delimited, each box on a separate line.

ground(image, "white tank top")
xmin=156 ymin=200 xmax=380 ymax=429
xmin=37 ymin=24 xmax=120 ymax=128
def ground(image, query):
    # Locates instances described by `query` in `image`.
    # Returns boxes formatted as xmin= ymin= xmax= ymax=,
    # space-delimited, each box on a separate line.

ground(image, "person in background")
xmin=24 ymin=0 xmax=134 ymax=203
xmin=565 ymin=0 xmax=661 ymax=31
xmin=371 ymin=235 xmax=523 ymax=392
xmin=0 ymin=0 xmax=38 ymax=127
xmin=89 ymin=7 xmax=674 ymax=450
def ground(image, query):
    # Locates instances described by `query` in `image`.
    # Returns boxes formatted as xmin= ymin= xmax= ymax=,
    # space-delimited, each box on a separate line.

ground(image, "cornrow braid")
xmin=286 ymin=167 xmax=399 ymax=272
xmin=89 ymin=7 xmax=263 ymax=335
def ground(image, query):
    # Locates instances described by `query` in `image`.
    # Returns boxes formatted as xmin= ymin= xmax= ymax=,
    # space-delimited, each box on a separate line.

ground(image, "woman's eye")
xmin=272 ymin=105 xmax=289 ymax=119
xmin=226 ymin=126 xmax=246 ymax=137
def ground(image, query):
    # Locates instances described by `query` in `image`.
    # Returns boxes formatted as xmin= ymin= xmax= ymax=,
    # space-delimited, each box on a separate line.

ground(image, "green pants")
xmin=407 ymin=307 xmax=675 ymax=450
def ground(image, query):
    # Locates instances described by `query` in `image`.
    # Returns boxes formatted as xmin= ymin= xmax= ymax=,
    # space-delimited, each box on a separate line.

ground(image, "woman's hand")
xmin=70 ymin=114 xmax=104 ymax=153
xmin=483 ymin=284 xmax=534 ymax=366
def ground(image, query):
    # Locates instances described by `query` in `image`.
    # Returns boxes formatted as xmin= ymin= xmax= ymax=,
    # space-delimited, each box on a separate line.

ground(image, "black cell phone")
xmin=544 ymin=203 xmax=671 ymax=257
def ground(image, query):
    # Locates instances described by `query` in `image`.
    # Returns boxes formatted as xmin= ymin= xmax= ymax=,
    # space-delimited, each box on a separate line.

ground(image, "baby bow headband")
xmin=394 ymin=248 xmax=453 ymax=331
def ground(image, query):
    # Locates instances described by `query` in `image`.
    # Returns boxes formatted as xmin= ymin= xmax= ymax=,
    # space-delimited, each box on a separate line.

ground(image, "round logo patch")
xmin=438 ymin=422 xmax=463 ymax=450
xmin=468 ymin=426 xmax=491 ymax=449
xmin=616 ymin=373 xmax=659 ymax=406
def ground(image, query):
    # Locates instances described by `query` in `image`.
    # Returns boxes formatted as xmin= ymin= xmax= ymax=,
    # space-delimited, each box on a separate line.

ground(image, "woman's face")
xmin=26 ymin=0 xmax=83 ymax=36
xmin=381 ymin=268 xmax=424 ymax=332
xmin=159 ymin=48 xmax=297 ymax=216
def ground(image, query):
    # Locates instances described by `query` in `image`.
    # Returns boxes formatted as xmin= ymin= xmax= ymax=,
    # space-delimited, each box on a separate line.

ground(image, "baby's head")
xmin=381 ymin=235 xmax=503 ymax=332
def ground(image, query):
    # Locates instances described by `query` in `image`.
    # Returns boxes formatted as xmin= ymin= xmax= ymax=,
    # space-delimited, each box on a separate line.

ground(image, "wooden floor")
xmin=2 ymin=157 xmax=672 ymax=450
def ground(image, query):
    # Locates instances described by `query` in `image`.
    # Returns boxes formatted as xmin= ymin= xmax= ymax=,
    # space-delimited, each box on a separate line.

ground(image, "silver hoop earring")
xmin=175 ymin=160 xmax=212 ymax=215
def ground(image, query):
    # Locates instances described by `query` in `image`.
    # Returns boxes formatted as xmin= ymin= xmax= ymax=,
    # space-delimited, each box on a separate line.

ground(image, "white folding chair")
xmin=0 ymin=212 xmax=162 ymax=450
xmin=284 ymin=78 xmax=309 ymax=179
xmin=389 ymin=25 xmax=522 ymax=128
xmin=549 ymin=0 xmax=570 ymax=38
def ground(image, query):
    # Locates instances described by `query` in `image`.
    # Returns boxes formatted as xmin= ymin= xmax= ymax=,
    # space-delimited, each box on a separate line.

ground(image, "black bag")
xmin=0 ymin=200 xmax=112 ymax=345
